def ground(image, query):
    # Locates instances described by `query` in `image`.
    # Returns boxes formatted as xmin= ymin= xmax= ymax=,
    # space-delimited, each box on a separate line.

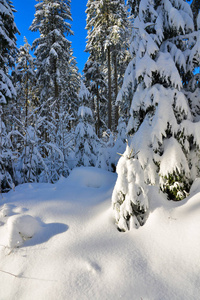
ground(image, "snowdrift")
xmin=0 ymin=167 xmax=199 ymax=299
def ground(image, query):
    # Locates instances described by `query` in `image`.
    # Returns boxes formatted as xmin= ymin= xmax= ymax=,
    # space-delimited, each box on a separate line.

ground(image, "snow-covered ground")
xmin=0 ymin=167 xmax=199 ymax=300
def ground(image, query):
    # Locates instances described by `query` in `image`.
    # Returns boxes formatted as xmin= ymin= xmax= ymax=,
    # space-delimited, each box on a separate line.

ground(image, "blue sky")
xmin=14 ymin=0 xmax=89 ymax=73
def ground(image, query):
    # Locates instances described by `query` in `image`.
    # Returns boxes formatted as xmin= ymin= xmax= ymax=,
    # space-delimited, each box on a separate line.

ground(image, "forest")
xmin=0 ymin=0 xmax=200 ymax=231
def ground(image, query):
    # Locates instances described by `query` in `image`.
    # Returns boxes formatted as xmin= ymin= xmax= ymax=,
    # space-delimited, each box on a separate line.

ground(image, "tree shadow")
xmin=23 ymin=222 xmax=69 ymax=248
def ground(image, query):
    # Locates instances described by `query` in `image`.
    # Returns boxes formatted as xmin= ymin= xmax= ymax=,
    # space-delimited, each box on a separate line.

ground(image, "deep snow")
xmin=0 ymin=167 xmax=200 ymax=300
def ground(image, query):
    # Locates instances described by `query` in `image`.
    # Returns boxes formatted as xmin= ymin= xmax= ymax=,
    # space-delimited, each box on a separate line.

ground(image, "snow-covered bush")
xmin=96 ymin=130 xmax=115 ymax=171
xmin=15 ymin=125 xmax=49 ymax=184
xmin=97 ymin=120 xmax=127 ymax=172
xmin=112 ymin=145 xmax=149 ymax=231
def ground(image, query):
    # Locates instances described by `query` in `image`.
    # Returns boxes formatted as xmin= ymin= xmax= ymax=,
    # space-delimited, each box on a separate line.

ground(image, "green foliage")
xmin=160 ymin=171 xmax=191 ymax=201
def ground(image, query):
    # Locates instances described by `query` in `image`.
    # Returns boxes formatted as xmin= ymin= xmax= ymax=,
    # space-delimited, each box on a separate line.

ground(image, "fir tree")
xmin=117 ymin=0 xmax=195 ymax=200
xmin=0 ymin=106 xmax=15 ymax=192
xmin=29 ymin=0 xmax=75 ymax=181
xmin=85 ymin=0 xmax=131 ymax=130
xmin=112 ymin=144 xmax=149 ymax=231
xmin=30 ymin=0 xmax=73 ymax=117
xmin=0 ymin=0 xmax=19 ymax=191
xmin=74 ymin=82 xmax=99 ymax=167
xmin=0 ymin=0 xmax=19 ymax=104
xmin=13 ymin=37 xmax=36 ymax=128
xmin=83 ymin=58 xmax=106 ymax=137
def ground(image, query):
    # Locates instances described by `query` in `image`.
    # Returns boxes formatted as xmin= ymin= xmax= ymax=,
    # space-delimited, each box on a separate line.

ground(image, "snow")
xmin=78 ymin=106 xmax=93 ymax=118
xmin=159 ymin=137 xmax=190 ymax=177
xmin=0 ymin=167 xmax=200 ymax=299
xmin=7 ymin=215 xmax=41 ymax=248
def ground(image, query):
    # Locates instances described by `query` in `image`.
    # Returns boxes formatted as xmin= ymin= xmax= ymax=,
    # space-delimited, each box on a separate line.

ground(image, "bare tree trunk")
xmin=24 ymin=63 xmax=29 ymax=182
xmin=113 ymin=51 xmax=119 ymax=130
xmin=96 ymin=85 xmax=100 ymax=137
xmin=107 ymin=46 xmax=112 ymax=129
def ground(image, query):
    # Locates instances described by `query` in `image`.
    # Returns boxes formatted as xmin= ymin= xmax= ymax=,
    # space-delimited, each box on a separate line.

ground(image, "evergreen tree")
xmin=191 ymin=0 xmax=200 ymax=30
xmin=0 ymin=0 xmax=19 ymax=105
xmin=15 ymin=124 xmax=49 ymax=184
xmin=0 ymin=0 xmax=19 ymax=191
xmin=13 ymin=37 xmax=36 ymax=128
xmin=74 ymin=82 xmax=99 ymax=167
xmin=85 ymin=0 xmax=131 ymax=130
xmin=118 ymin=0 xmax=194 ymax=200
xmin=30 ymin=0 xmax=73 ymax=117
xmin=181 ymin=12 xmax=200 ymax=181
xmin=0 ymin=106 xmax=15 ymax=192
xmin=112 ymin=144 xmax=149 ymax=231
xmin=29 ymin=0 xmax=76 ymax=181
xmin=65 ymin=48 xmax=80 ymax=126
xmin=83 ymin=57 xmax=106 ymax=137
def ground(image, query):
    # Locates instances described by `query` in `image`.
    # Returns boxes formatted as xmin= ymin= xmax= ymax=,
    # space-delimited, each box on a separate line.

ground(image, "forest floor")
xmin=0 ymin=167 xmax=199 ymax=300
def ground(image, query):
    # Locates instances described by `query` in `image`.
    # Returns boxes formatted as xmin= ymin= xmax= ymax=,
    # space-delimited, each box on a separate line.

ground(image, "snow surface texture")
xmin=0 ymin=167 xmax=200 ymax=299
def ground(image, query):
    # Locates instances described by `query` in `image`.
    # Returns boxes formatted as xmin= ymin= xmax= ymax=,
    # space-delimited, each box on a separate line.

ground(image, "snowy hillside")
xmin=0 ymin=167 xmax=200 ymax=300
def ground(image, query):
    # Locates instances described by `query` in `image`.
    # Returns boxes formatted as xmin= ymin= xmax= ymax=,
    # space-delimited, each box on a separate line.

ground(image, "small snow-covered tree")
xmin=97 ymin=119 xmax=127 ymax=172
xmin=112 ymin=144 xmax=149 ymax=231
xmin=75 ymin=106 xmax=99 ymax=167
xmin=16 ymin=125 xmax=49 ymax=184
xmin=74 ymin=82 xmax=99 ymax=167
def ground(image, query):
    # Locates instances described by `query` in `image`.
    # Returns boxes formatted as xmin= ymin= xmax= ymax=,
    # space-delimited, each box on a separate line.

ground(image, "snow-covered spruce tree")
xmin=65 ymin=48 xmax=80 ymax=127
xmin=85 ymin=0 xmax=131 ymax=130
xmin=96 ymin=130 xmax=115 ymax=172
xmin=30 ymin=0 xmax=73 ymax=123
xmin=191 ymin=0 xmax=200 ymax=30
xmin=0 ymin=0 xmax=19 ymax=107
xmin=0 ymin=106 xmax=15 ymax=192
xmin=74 ymin=82 xmax=99 ymax=167
xmin=15 ymin=124 xmax=49 ymax=184
xmin=180 ymin=13 xmax=200 ymax=180
xmin=112 ymin=144 xmax=149 ymax=231
xmin=83 ymin=57 xmax=106 ymax=137
xmin=117 ymin=0 xmax=194 ymax=201
xmin=13 ymin=37 xmax=36 ymax=127
xmin=0 ymin=0 xmax=19 ymax=191
xmin=30 ymin=0 xmax=75 ymax=181
xmin=96 ymin=119 xmax=127 ymax=172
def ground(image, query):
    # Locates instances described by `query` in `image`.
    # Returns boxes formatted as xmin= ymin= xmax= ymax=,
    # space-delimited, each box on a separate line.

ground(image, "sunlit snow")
xmin=0 ymin=167 xmax=199 ymax=299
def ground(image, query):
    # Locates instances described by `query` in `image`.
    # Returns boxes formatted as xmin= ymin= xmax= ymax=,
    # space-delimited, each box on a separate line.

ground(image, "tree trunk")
xmin=113 ymin=51 xmax=119 ymax=130
xmin=96 ymin=85 xmax=100 ymax=137
xmin=107 ymin=46 xmax=112 ymax=129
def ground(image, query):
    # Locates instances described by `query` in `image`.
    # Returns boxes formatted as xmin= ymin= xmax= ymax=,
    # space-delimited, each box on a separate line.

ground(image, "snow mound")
xmin=0 ymin=204 xmax=14 ymax=217
xmin=66 ymin=167 xmax=117 ymax=188
xmin=0 ymin=204 xmax=28 ymax=218
xmin=7 ymin=214 xmax=41 ymax=248
xmin=189 ymin=178 xmax=200 ymax=195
